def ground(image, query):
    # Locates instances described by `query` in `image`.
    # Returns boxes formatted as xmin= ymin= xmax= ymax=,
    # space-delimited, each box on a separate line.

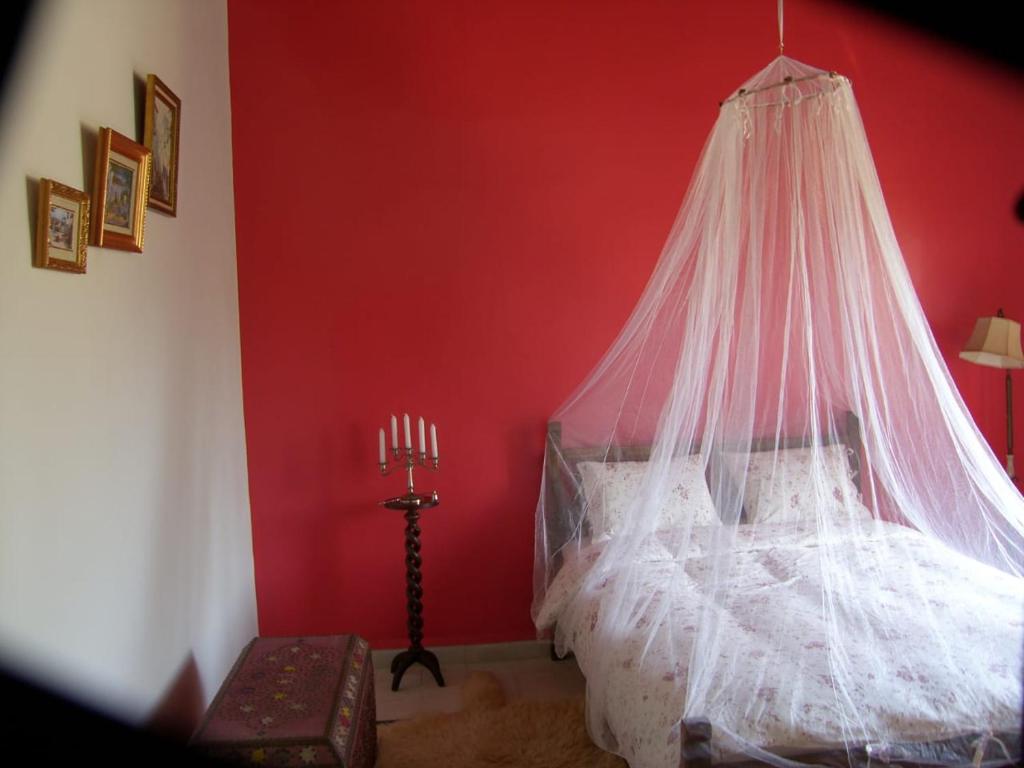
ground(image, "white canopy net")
xmin=532 ymin=57 xmax=1024 ymax=768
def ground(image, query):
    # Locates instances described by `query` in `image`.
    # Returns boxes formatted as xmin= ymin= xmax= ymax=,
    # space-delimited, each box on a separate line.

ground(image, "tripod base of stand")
xmin=390 ymin=646 xmax=445 ymax=691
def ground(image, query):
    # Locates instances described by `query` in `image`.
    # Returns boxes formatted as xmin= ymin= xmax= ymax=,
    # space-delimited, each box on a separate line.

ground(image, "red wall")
xmin=227 ymin=0 xmax=1024 ymax=647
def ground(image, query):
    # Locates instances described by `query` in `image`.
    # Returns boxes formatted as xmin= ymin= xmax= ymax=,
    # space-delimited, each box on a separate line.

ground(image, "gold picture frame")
xmin=91 ymin=127 xmax=152 ymax=252
xmin=143 ymin=74 xmax=181 ymax=216
xmin=35 ymin=178 xmax=89 ymax=273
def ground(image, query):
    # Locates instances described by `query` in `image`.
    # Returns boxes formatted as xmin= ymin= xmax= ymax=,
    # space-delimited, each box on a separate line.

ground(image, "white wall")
xmin=0 ymin=0 xmax=257 ymax=723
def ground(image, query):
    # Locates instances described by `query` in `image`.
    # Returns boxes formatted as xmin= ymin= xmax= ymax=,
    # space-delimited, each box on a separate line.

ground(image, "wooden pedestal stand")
xmin=381 ymin=491 xmax=445 ymax=692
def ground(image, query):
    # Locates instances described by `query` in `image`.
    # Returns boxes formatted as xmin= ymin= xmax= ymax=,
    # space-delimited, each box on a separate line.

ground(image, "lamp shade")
xmin=959 ymin=314 xmax=1024 ymax=370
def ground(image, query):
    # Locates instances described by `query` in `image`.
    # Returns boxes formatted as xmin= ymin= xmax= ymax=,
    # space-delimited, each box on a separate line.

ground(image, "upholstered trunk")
xmin=190 ymin=635 xmax=376 ymax=767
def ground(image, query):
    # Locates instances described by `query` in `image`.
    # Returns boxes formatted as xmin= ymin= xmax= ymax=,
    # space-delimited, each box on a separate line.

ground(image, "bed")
xmin=535 ymin=418 xmax=1024 ymax=768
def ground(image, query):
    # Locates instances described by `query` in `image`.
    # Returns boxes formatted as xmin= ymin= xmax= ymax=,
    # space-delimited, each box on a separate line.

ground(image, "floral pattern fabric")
xmin=726 ymin=444 xmax=871 ymax=525
xmin=537 ymin=521 xmax=1024 ymax=768
xmin=578 ymin=457 xmax=719 ymax=537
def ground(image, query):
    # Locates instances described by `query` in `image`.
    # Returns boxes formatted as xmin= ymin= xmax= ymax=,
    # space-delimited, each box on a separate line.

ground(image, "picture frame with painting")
xmin=91 ymin=127 xmax=152 ymax=252
xmin=143 ymin=74 xmax=180 ymax=216
xmin=35 ymin=179 xmax=90 ymax=274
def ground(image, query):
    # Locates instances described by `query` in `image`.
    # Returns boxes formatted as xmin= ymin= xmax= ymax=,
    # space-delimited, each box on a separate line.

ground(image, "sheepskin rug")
xmin=377 ymin=671 xmax=627 ymax=768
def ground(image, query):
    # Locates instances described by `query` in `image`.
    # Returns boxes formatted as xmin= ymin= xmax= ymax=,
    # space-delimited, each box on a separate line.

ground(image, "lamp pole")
xmin=1007 ymin=369 xmax=1016 ymax=480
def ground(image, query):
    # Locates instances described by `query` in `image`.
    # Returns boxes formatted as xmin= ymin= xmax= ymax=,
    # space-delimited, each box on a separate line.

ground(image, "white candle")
xmin=430 ymin=423 xmax=438 ymax=459
xmin=390 ymin=414 xmax=398 ymax=451
xmin=378 ymin=428 xmax=386 ymax=465
xmin=418 ymin=417 xmax=426 ymax=455
xmin=403 ymin=413 xmax=412 ymax=450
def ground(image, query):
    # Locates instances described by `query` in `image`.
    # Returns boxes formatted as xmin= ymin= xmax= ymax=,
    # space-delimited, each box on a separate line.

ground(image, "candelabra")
xmin=378 ymin=415 xmax=444 ymax=692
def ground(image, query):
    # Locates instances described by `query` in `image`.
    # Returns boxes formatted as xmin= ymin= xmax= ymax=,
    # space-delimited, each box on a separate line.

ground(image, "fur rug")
xmin=377 ymin=672 xmax=627 ymax=768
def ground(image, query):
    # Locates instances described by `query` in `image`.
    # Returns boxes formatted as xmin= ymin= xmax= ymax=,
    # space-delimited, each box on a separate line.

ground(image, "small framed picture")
xmin=91 ymin=127 xmax=152 ymax=252
xmin=143 ymin=74 xmax=181 ymax=216
xmin=35 ymin=179 xmax=90 ymax=273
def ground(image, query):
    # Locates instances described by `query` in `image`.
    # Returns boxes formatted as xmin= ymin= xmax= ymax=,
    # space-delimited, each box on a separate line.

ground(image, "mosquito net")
xmin=532 ymin=56 xmax=1024 ymax=768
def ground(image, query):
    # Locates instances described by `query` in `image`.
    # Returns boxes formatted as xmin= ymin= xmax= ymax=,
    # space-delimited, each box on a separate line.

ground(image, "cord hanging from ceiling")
xmin=778 ymin=0 xmax=785 ymax=54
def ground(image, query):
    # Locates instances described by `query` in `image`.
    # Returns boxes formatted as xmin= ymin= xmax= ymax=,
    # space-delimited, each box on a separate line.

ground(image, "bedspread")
xmin=537 ymin=521 xmax=1024 ymax=768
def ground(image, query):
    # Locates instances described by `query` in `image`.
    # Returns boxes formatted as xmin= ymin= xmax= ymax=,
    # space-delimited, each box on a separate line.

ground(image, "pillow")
xmin=726 ymin=443 xmax=871 ymax=524
xmin=577 ymin=456 xmax=718 ymax=537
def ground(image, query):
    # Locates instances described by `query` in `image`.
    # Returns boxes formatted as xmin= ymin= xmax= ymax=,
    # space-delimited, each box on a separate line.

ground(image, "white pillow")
xmin=728 ymin=444 xmax=870 ymax=524
xmin=577 ymin=456 xmax=718 ymax=537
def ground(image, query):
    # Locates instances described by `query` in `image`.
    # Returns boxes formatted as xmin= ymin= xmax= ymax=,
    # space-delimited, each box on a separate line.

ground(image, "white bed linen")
xmin=537 ymin=520 xmax=1024 ymax=768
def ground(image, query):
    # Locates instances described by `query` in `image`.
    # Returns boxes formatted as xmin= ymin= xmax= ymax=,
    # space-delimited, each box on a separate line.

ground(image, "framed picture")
xmin=91 ymin=127 xmax=152 ymax=252
xmin=143 ymin=74 xmax=181 ymax=216
xmin=35 ymin=179 xmax=89 ymax=273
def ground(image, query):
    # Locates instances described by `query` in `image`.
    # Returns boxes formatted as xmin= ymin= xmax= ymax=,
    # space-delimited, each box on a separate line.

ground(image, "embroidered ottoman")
xmin=190 ymin=635 xmax=376 ymax=767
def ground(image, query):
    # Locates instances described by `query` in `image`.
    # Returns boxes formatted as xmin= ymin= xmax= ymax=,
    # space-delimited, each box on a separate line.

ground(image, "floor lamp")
xmin=960 ymin=309 xmax=1024 ymax=480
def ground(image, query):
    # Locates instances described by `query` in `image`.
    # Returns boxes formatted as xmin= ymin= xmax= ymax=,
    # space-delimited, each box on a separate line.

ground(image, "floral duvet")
xmin=536 ymin=521 xmax=1024 ymax=768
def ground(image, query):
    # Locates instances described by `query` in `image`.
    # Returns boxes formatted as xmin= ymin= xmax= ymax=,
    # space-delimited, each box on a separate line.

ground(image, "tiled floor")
xmin=372 ymin=642 xmax=586 ymax=722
